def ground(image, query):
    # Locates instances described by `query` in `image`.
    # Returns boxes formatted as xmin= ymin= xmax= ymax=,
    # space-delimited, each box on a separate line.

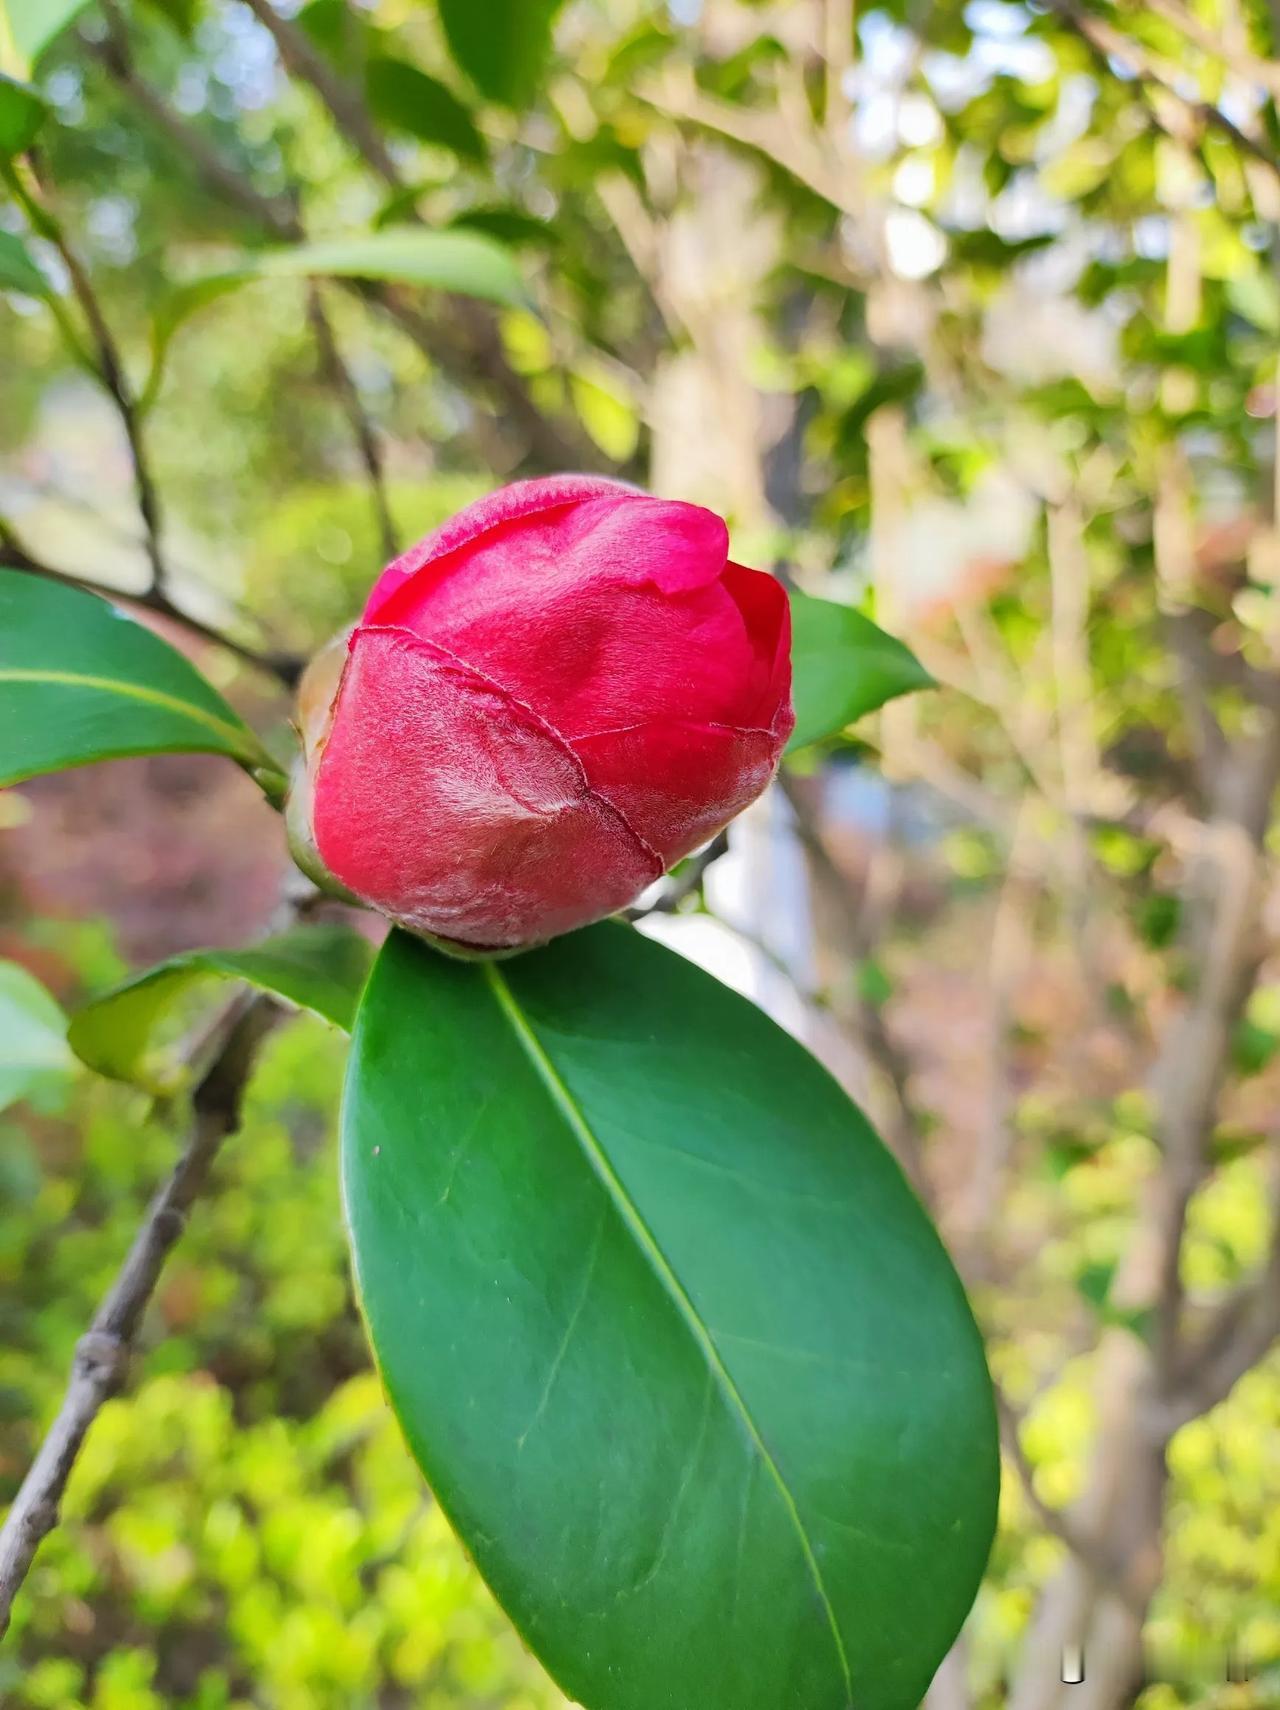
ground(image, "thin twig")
xmin=1136 ymin=0 xmax=1280 ymax=97
xmin=306 ymin=286 xmax=398 ymax=563
xmin=88 ymin=13 xmax=302 ymax=240
xmin=3 ymin=161 xmax=168 ymax=594
xmin=0 ymin=524 xmax=304 ymax=687
xmin=994 ymin=1385 xmax=1149 ymax=1616
xmin=624 ymin=831 xmax=731 ymax=919
xmin=233 ymin=0 xmax=608 ymax=473
xmin=84 ymin=26 xmax=604 ymax=474
xmin=0 ymin=995 xmax=282 ymax=1635
xmin=1047 ymin=0 xmax=1280 ymax=184
xmin=237 ymin=0 xmax=402 ymax=186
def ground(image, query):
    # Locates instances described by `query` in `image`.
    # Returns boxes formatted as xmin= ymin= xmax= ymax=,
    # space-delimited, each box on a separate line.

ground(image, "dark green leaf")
xmin=0 ymin=70 xmax=44 ymax=154
xmin=69 ymin=925 xmax=374 ymax=1092
xmin=0 ymin=959 xmax=76 ymax=1112
xmin=449 ymin=204 xmax=555 ymax=249
xmin=296 ymin=0 xmax=364 ymax=61
xmin=366 ymin=58 xmax=486 ymax=162
xmin=0 ymin=570 xmax=280 ymax=787
xmin=344 ymin=924 xmax=998 ymax=1710
xmin=788 ymin=590 xmax=935 ymax=750
xmin=136 ymin=0 xmax=203 ymax=37
xmin=438 ymin=0 xmax=563 ymax=107
xmin=0 ymin=226 xmax=49 ymax=295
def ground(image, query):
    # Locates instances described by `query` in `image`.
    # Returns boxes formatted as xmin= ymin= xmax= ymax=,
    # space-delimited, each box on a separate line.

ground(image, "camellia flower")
xmin=289 ymin=475 xmax=794 ymax=953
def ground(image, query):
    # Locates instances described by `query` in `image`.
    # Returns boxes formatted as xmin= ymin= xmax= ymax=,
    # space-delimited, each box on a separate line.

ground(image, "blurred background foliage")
xmin=3 ymin=0 xmax=1280 ymax=1706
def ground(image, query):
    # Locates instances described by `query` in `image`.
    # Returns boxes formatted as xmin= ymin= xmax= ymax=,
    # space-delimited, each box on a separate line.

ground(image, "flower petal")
xmin=364 ymin=475 xmax=641 ymax=623
xmin=313 ymin=626 xmax=662 ymax=948
xmin=571 ymin=719 xmax=785 ymax=866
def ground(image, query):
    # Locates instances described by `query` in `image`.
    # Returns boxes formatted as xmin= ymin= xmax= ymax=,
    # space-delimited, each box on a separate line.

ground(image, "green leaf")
xmin=0 ymin=70 xmax=44 ymax=154
xmin=69 ymin=924 xmax=374 ymax=1092
xmin=365 ymin=58 xmax=486 ymax=162
xmin=145 ymin=228 xmax=524 ymax=407
xmin=788 ymin=590 xmax=935 ymax=750
xmin=0 ymin=959 xmax=76 ymax=1112
xmin=0 ymin=0 xmax=90 ymax=74
xmin=0 ymin=226 xmax=49 ymax=295
xmin=344 ymin=924 xmax=998 ymax=1710
xmin=136 ymin=0 xmax=203 ymax=37
xmin=438 ymin=0 xmax=564 ymax=107
xmin=242 ymin=227 xmax=523 ymax=298
xmin=0 ymin=570 xmax=280 ymax=788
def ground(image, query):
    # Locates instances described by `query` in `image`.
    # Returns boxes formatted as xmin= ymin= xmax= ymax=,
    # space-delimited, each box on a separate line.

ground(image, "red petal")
xmin=572 ymin=719 xmax=786 ymax=866
xmin=364 ymin=475 xmax=641 ymax=623
xmin=312 ymin=627 xmax=662 ymax=948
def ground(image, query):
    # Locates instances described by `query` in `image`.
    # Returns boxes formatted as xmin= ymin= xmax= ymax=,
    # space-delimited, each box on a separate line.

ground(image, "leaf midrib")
xmin=482 ymin=961 xmax=854 ymax=1701
xmin=0 ymin=667 xmax=258 ymax=760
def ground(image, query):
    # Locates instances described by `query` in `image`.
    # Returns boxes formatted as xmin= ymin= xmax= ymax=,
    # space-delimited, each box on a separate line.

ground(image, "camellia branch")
xmin=624 ymin=830 xmax=731 ymax=919
xmin=993 ymin=1386 xmax=1149 ymax=1616
xmin=230 ymin=0 xmax=611 ymax=475
xmin=0 ymin=523 xmax=304 ymax=688
xmin=1 ymin=159 xmax=168 ymax=596
xmin=85 ymin=23 xmax=604 ymax=475
xmin=306 ymin=285 xmax=398 ymax=563
xmin=0 ymin=993 xmax=282 ymax=1636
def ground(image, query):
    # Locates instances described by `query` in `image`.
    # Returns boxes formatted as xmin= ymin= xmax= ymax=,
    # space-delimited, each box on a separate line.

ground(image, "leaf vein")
xmin=482 ymin=962 xmax=853 ymax=1700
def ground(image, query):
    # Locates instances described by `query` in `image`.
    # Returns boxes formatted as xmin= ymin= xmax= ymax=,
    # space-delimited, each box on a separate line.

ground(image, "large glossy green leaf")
xmin=344 ymin=924 xmax=998 ymax=1710
xmin=69 ymin=924 xmax=374 ymax=1092
xmin=0 ymin=960 xmax=77 ymax=1112
xmin=0 ymin=570 xmax=280 ymax=788
xmin=788 ymin=589 xmax=935 ymax=751
xmin=438 ymin=0 xmax=564 ymax=107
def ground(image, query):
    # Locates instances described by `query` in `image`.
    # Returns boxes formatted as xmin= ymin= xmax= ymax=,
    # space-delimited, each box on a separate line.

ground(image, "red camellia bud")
xmin=290 ymin=475 xmax=794 ymax=953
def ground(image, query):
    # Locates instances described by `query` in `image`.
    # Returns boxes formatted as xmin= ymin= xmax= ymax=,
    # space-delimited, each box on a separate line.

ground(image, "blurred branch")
xmin=238 ymin=0 xmax=402 ymax=186
xmin=1158 ymin=1144 xmax=1280 ymax=1430
xmin=624 ymin=831 xmax=730 ymax=920
xmin=1048 ymin=0 xmax=1280 ymax=183
xmin=1147 ymin=705 xmax=1280 ymax=1378
xmin=86 ymin=34 xmax=599 ymax=474
xmin=0 ymin=991 xmax=283 ymax=1637
xmin=231 ymin=0 xmax=609 ymax=474
xmin=994 ymin=1386 xmax=1148 ymax=1614
xmin=90 ymin=9 xmax=302 ymax=239
xmin=0 ymin=523 xmax=304 ymax=687
xmin=2 ymin=159 xmax=167 ymax=596
xmin=1137 ymin=0 xmax=1280 ymax=98
xmin=307 ymin=286 xmax=398 ymax=563
xmin=779 ymin=774 xmax=931 ymax=1196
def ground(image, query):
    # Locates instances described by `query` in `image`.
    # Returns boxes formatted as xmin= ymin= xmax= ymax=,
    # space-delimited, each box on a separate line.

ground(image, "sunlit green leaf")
xmin=145 ymin=228 xmax=524 ymax=408
xmin=0 ymin=959 xmax=76 ymax=1112
xmin=69 ymin=925 xmax=374 ymax=1092
xmin=345 ymin=924 xmax=998 ymax=1710
xmin=788 ymin=590 xmax=935 ymax=750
